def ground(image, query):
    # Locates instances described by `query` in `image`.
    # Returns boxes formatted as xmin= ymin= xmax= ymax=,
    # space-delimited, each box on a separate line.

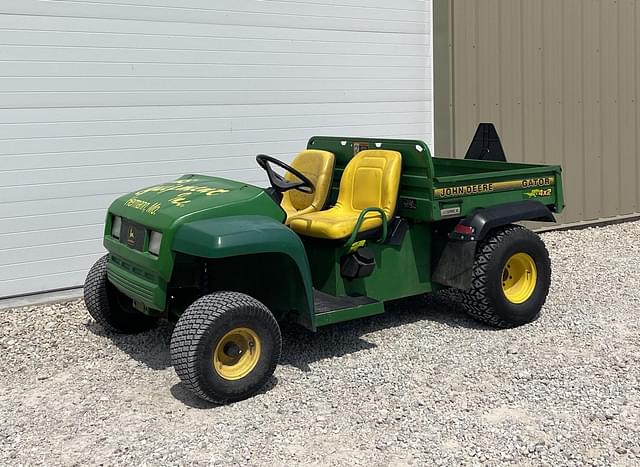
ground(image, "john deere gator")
xmin=84 ymin=126 xmax=564 ymax=403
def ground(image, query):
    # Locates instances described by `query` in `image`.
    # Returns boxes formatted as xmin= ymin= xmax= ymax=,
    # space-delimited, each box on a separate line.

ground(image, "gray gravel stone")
xmin=2 ymin=221 xmax=640 ymax=466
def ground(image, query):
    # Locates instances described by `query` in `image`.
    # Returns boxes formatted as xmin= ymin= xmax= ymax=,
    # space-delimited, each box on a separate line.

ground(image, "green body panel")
xmin=99 ymin=136 xmax=564 ymax=331
xmin=306 ymin=223 xmax=433 ymax=300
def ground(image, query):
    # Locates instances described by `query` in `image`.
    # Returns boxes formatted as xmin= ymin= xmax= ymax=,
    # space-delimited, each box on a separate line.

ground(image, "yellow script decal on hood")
xmin=135 ymin=180 xmax=231 ymax=197
xmin=124 ymin=179 xmax=232 ymax=214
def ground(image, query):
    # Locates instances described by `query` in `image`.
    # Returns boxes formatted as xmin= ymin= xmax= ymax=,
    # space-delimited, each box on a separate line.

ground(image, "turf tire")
xmin=170 ymin=292 xmax=281 ymax=404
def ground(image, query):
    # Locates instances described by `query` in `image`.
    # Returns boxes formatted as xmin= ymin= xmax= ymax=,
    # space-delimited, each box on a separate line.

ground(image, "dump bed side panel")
xmin=432 ymin=165 xmax=564 ymax=221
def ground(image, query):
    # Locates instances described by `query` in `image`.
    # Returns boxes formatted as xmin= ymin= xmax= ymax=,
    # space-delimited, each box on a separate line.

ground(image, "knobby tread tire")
xmin=456 ymin=224 xmax=551 ymax=328
xmin=83 ymin=254 xmax=156 ymax=334
xmin=170 ymin=291 xmax=281 ymax=404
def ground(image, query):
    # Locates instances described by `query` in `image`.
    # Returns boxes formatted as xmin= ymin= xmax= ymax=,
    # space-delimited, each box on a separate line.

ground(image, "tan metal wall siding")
xmin=437 ymin=0 xmax=640 ymax=224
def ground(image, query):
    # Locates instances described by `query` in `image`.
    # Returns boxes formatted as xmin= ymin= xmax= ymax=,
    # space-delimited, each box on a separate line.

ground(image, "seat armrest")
xmin=345 ymin=207 xmax=388 ymax=247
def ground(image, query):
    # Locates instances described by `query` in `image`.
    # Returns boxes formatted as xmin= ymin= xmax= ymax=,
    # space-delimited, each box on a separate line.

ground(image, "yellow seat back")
xmin=335 ymin=149 xmax=402 ymax=220
xmin=287 ymin=149 xmax=401 ymax=239
xmin=281 ymin=149 xmax=335 ymax=223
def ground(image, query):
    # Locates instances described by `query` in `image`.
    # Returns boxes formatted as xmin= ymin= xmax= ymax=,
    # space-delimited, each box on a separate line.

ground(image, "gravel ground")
xmin=2 ymin=221 xmax=640 ymax=466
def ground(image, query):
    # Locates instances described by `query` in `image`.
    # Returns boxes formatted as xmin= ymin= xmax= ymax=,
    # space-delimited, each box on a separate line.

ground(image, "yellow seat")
xmin=288 ymin=149 xmax=402 ymax=240
xmin=281 ymin=150 xmax=335 ymax=224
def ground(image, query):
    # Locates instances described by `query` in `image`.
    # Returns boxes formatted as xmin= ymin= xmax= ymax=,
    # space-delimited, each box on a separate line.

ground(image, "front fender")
xmin=172 ymin=215 xmax=315 ymax=325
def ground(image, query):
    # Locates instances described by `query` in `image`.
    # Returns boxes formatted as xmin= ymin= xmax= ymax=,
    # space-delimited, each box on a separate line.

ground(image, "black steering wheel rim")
xmin=256 ymin=154 xmax=315 ymax=194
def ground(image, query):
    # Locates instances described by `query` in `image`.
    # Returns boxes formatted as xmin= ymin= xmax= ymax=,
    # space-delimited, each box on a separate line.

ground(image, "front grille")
xmin=108 ymin=266 xmax=155 ymax=303
xmin=107 ymin=256 xmax=162 ymax=309
xmin=110 ymin=256 xmax=155 ymax=280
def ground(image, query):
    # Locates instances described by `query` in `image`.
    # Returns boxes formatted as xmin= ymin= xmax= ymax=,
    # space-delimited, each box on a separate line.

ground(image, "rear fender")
xmin=451 ymin=200 xmax=555 ymax=242
xmin=432 ymin=201 xmax=555 ymax=289
xmin=172 ymin=215 xmax=315 ymax=329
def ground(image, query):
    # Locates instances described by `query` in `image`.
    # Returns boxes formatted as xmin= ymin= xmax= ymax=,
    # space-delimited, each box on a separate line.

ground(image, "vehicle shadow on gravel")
xmin=85 ymin=294 xmax=493 ymax=405
xmin=87 ymin=320 xmax=280 ymax=409
xmin=168 ymin=376 xmax=280 ymax=409
xmin=280 ymin=294 xmax=496 ymax=372
xmin=85 ymin=320 xmax=174 ymax=370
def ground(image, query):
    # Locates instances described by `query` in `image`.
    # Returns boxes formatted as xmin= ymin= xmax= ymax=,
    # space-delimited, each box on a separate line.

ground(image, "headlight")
xmin=111 ymin=216 xmax=122 ymax=239
xmin=148 ymin=231 xmax=162 ymax=256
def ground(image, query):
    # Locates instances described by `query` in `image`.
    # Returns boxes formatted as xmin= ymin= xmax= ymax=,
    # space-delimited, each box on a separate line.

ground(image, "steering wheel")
xmin=256 ymin=154 xmax=315 ymax=194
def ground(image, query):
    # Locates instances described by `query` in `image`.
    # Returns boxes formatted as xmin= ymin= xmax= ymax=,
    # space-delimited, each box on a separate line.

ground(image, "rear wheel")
xmin=458 ymin=225 xmax=551 ymax=328
xmin=170 ymin=292 xmax=281 ymax=404
xmin=83 ymin=255 xmax=157 ymax=333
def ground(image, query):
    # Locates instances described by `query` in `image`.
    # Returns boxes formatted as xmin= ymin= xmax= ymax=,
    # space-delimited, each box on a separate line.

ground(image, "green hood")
xmin=108 ymin=174 xmax=285 ymax=231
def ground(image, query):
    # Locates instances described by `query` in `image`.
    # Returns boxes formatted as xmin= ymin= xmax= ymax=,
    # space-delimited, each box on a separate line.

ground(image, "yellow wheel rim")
xmin=501 ymin=253 xmax=537 ymax=304
xmin=213 ymin=327 xmax=261 ymax=381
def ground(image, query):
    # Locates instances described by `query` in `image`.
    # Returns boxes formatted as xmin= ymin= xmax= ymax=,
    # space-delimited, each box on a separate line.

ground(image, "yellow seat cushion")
xmin=281 ymin=150 xmax=335 ymax=224
xmin=288 ymin=149 xmax=402 ymax=240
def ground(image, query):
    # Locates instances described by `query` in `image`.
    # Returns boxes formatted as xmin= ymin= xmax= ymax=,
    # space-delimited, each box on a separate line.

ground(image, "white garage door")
xmin=0 ymin=0 xmax=433 ymax=298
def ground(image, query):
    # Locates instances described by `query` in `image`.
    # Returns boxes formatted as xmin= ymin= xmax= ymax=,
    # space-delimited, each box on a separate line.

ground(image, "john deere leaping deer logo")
xmin=127 ymin=226 xmax=136 ymax=245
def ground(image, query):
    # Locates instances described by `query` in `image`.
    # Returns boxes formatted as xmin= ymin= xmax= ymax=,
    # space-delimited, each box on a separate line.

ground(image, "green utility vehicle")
xmin=85 ymin=126 xmax=564 ymax=403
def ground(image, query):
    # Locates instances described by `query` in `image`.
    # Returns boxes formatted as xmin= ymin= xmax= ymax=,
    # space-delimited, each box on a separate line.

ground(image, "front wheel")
xmin=458 ymin=225 xmax=551 ymax=328
xmin=170 ymin=292 xmax=281 ymax=404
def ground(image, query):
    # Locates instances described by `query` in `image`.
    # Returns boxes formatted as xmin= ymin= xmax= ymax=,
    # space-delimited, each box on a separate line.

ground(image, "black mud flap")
xmin=465 ymin=123 xmax=507 ymax=162
xmin=432 ymin=240 xmax=478 ymax=290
